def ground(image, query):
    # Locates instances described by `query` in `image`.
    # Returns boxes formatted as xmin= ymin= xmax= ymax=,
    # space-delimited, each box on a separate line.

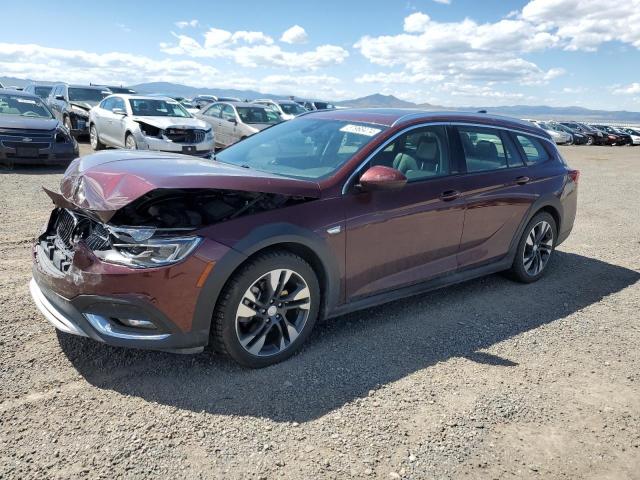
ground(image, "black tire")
xmin=212 ymin=250 xmax=321 ymax=368
xmin=509 ymin=211 xmax=557 ymax=283
xmin=63 ymin=115 xmax=72 ymax=132
xmin=125 ymin=133 xmax=137 ymax=150
xmin=89 ymin=124 xmax=105 ymax=150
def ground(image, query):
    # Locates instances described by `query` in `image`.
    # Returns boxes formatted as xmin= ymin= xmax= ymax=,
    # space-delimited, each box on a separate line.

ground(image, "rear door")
xmin=452 ymin=125 xmax=536 ymax=268
xmin=344 ymin=125 xmax=466 ymax=300
xmin=93 ymin=97 xmax=113 ymax=144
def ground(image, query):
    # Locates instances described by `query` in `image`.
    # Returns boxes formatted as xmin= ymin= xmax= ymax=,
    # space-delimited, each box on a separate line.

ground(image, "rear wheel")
xmin=509 ymin=212 xmax=557 ymax=283
xmin=89 ymin=124 xmax=105 ymax=150
xmin=125 ymin=133 xmax=137 ymax=150
xmin=212 ymin=251 xmax=320 ymax=368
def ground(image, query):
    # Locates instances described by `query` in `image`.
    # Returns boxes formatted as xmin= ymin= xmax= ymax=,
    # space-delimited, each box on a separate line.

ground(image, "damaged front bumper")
xmin=134 ymin=133 xmax=214 ymax=157
xmin=31 ymin=209 xmax=234 ymax=352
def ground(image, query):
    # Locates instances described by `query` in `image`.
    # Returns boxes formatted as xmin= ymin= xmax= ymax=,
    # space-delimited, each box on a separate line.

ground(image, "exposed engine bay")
xmin=38 ymin=188 xmax=313 ymax=272
xmin=109 ymin=188 xmax=311 ymax=229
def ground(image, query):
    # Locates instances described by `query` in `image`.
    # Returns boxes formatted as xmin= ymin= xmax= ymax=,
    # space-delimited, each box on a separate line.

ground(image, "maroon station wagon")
xmin=31 ymin=110 xmax=579 ymax=367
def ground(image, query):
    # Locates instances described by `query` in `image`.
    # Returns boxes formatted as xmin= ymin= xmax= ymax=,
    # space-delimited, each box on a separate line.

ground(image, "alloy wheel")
xmin=523 ymin=220 xmax=554 ymax=276
xmin=235 ymin=269 xmax=311 ymax=357
xmin=125 ymin=135 xmax=136 ymax=149
xmin=90 ymin=125 xmax=98 ymax=149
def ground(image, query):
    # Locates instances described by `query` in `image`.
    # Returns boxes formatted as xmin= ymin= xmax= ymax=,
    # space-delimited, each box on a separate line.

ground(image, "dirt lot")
xmin=1 ymin=143 xmax=639 ymax=479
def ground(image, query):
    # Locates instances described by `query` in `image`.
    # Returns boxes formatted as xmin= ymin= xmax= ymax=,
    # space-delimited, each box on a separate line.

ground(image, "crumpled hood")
xmin=70 ymin=101 xmax=98 ymax=111
xmin=132 ymin=115 xmax=209 ymax=130
xmin=45 ymin=150 xmax=320 ymax=222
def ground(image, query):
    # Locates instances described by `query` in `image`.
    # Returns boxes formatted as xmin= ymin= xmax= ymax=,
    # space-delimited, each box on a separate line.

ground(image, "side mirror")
xmin=358 ymin=165 xmax=407 ymax=192
xmin=112 ymin=108 xmax=126 ymax=116
xmin=55 ymin=95 xmax=65 ymax=101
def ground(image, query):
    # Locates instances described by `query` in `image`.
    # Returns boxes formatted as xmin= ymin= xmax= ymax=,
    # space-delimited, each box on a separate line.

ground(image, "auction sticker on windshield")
xmin=339 ymin=124 xmax=382 ymax=137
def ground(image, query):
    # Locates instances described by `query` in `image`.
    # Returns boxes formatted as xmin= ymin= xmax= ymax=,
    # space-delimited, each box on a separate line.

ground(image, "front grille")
xmin=2 ymin=141 xmax=50 ymax=149
xmin=39 ymin=209 xmax=111 ymax=273
xmin=0 ymin=128 xmax=54 ymax=139
xmin=164 ymin=128 xmax=205 ymax=144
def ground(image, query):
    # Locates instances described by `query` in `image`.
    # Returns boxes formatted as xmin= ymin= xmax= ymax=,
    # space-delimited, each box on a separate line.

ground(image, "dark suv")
xmin=46 ymin=84 xmax=111 ymax=137
xmin=31 ymin=110 xmax=578 ymax=367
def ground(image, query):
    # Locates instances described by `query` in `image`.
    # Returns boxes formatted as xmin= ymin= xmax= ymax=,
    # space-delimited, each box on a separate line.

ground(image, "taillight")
xmin=568 ymin=169 xmax=580 ymax=184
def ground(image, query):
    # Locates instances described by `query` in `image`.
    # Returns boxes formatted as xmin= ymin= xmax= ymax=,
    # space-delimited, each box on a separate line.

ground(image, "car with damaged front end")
xmin=31 ymin=110 xmax=578 ymax=368
xmin=89 ymin=95 xmax=214 ymax=156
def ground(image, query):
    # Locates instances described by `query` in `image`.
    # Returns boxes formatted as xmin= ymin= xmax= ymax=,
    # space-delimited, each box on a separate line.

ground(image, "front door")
xmin=344 ymin=125 xmax=466 ymax=300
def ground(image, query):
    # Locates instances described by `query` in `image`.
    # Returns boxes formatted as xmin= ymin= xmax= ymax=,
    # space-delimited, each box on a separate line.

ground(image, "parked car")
xmin=89 ymin=94 xmax=214 ymax=156
xmin=548 ymin=122 xmax=588 ymax=145
xmin=217 ymin=96 xmax=241 ymax=102
xmin=299 ymin=100 xmax=336 ymax=111
xmin=92 ymin=84 xmax=137 ymax=94
xmin=532 ymin=121 xmax=572 ymax=144
xmin=0 ymin=89 xmax=77 ymax=165
xmin=619 ymin=127 xmax=640 ymax=145
xmin=252 ymin=99 xmax=308 ymax=120
xmin=23 ymin=82 xmax=55 ymax=100
xmin=192 ymin=95 xmax=218 ymax=110
xmin=559 ymin=122 xmax=603 ymax=145
xmin=196 ymin=101 xmax=282 ymax=149
xmin=31 ymin=110 xmax=578 ymax=367
xmin=591 ymin=124 xmax=632 ymax=145
xmin=46 ymin=84 xmax=111 ymax=137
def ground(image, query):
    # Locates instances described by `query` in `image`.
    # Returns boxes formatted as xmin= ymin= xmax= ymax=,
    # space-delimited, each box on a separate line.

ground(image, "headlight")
xmin=205 ymin=128 xmax=213 ymax=139
xmin=70 ymin=105 xmax=89 ymax=117
xmin=94 ymin=236 xmax=202 ymax=268
xmin=55 ymin=126 xmax=71 ymax=143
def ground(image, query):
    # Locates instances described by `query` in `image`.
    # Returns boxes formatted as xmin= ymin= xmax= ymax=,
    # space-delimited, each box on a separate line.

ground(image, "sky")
xmin=1 ymin=0 xmax=639 ymax=109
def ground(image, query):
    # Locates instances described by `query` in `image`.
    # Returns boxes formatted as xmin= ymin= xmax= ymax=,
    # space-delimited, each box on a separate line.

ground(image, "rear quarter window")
xmin=515 ymin=134 xmax=550 ymax=165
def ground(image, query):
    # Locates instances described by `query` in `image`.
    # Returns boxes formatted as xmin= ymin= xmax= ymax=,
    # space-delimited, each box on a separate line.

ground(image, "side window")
xmin=222 ymin=105 xmax=236 ymax=121
xmin=370 ymin=125 xmax=450 ymax=181
xmin=515 ymin=134 xmax=550 ymax=165
xmin=100 ymin=98 xmax=114 ymax=110
xmin=204 ymin=103 xmax=222 ymax=117
xmin=457 ymin=126 xmax=516 ymax=172
xmin=112 ymin=97 xmax=125 ymax=111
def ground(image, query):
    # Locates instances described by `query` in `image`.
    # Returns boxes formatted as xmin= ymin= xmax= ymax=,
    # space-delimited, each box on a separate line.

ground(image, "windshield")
xmin=34 ymin=86 xmax=52 ymax=98
xmin=215 ymin=118 xmax=386 ymax=180
xmin=0 ymin=93 xmax=53 ymax=118
xmin=129 ymin=98 xmax=192 ymax=117
xmin=236 ymin=107 xmax=281 ymax=124
xmin=279 ymin=102 xmax=307 ymax=115
xmin=69 ymin=88 xmax=110 ymax=102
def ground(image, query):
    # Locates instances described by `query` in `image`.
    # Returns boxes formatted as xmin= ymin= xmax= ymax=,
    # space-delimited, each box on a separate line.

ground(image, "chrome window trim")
xmin=341 ymin=121 xmax=555 ymax=195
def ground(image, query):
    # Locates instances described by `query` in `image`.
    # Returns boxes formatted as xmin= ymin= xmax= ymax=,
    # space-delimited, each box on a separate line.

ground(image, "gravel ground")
xmin=1 ymin=143 xmax=639 ymax=479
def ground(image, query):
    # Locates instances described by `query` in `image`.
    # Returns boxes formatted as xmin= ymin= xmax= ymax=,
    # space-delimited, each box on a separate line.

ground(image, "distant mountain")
xmin=335 ymin=94 xmax=419 ymax=108
xmin=131 ymin=82 xmax=291 ymax=101
xmin=3 ymin=76 xmax=639 ymax=122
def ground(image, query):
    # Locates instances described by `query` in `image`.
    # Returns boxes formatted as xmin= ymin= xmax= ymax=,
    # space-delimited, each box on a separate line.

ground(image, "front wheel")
xmin=212 ymin=251 xmax=320 ymax=368
xmin=125 ymin=133 xmax=137 ymax=150
xmin=89 ymin=124 xmax=105 ymax=150
xmin=586 ymin=136 xmax=594 ymax=146
xmin=509 ymin=212 xmax=557 ymax=283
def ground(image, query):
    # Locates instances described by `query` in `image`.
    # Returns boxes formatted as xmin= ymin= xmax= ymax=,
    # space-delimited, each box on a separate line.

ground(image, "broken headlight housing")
xmin=94 ymin=228 xmax=202 ymax=268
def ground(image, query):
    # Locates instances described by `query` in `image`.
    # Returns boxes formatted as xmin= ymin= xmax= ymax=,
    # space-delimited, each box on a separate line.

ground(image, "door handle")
xmin=440 ymin=190 xmax=461 ymax=201
xmin=515 ymin=176 xmax=530 ymax=185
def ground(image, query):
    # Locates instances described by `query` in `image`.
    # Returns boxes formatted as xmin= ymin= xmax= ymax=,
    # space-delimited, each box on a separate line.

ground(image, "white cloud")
xmin=612 ymin=83 xmax=640 ymax=95
xmin=161 ymin=28 xmax=347 ymax=71
xmin=280 ymin=25 xmax=308 ymax=44
xmin=521 ymin=0 xmax=640 ymax=51
xmin=175 ymin=19 xmax=199 ymax=29
xmin=433 ymin=0 xmax=451 ymax=4
xmin=0 ymin=42 xmax=351 ymax=99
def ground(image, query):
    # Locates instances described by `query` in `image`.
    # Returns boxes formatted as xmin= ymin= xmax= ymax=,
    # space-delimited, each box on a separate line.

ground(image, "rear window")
xmin=457 ymin=126 xmax=519 ymax=172
xmin=515 ymin=135 xmax=550 ymax=165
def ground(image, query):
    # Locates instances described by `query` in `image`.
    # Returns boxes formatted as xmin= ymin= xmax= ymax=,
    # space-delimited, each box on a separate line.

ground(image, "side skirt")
xmin=326 ymin=257 xmax=513 ymax=319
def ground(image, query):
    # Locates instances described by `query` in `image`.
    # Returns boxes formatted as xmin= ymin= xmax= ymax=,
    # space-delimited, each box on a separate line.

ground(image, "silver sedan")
xmin=196 ymin=101 xmax=282 ymax=149
xmin=88 ymin=94 xmax=214 ymax=156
